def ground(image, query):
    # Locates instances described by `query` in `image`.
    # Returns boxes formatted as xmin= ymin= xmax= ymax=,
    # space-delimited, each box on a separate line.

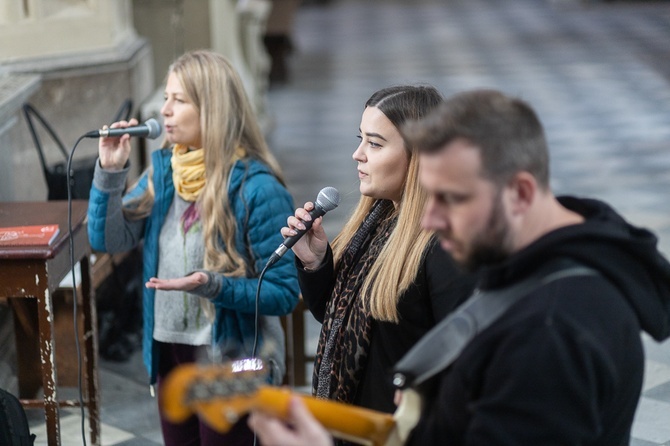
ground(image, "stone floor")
xmin=22 ymin=0 xmax=670 ymax=444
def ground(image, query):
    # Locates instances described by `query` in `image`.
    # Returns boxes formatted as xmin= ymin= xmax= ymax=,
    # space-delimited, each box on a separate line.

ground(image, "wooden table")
xmin=0 ymin=200 xmax=100 ymax=446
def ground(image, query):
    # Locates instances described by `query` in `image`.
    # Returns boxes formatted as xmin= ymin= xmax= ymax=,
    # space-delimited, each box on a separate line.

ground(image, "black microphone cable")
xmin=249 ymin=261 xmax=273 ymax=446
xmin=64 ymin=134 xmax=90 ymax=446
xmin=251 ymin=263 xmax=270 ymax=360
xmin=65 ymin=113 xmax=157 ymax=445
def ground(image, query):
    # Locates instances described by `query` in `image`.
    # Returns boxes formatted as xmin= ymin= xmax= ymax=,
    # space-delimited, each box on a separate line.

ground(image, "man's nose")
xmin=421 ymin=199 xmax=440 ymax=230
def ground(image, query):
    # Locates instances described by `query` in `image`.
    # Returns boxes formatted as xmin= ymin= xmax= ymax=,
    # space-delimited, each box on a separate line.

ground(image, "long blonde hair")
xmin=331 ymin=85 xmax=443 ymax=322
xmin=125 ymin=50 xmax=286 ymax=275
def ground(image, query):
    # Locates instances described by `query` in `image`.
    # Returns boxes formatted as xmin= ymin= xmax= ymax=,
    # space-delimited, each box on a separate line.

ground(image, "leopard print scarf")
xmin=313 ymin=199 xmax=396 ymax=405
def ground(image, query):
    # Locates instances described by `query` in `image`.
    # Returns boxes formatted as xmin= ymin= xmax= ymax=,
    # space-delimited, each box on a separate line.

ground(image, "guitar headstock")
xmin=160 ymin=358 xmax=269 ymax=432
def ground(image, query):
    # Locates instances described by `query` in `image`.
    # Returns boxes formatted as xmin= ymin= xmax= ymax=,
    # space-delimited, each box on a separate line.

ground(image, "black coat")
xmin=299 ymin=238 xmax=476 ymax=413
xmin=408 ymin=196 xmax=670 ymax=445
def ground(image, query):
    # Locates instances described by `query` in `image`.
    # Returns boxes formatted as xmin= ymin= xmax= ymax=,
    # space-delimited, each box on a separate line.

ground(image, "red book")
xmin=0 ymin=224 xmax=60 ymax=247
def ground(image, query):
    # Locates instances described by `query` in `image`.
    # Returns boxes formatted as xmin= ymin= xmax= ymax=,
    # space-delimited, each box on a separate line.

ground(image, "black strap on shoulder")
xmin=392 ymin=259 xmax=599 ymax=390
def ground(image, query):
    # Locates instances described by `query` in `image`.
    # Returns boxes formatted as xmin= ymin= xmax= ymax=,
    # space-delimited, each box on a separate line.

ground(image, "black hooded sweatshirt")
xmin=407 ymin=196 xmax=670 ymax=446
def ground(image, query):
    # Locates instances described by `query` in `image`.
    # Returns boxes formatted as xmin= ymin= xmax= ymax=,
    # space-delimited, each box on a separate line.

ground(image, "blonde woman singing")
xmin=87 ymin=49 xmax=299 ymax=445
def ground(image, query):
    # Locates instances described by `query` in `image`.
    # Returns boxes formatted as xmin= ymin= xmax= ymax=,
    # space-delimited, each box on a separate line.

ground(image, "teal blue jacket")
xmin=88 ymin=148 xmax=299 ymax=384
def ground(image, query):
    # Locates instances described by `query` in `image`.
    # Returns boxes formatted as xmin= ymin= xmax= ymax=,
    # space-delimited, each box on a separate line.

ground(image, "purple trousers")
xmin=156 ymin=341 xmax=258 ymax=446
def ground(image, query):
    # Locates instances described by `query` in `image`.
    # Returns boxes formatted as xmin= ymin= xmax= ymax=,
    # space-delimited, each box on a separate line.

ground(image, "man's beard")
xmin=462 ymin=193 xmax=513 ymax=273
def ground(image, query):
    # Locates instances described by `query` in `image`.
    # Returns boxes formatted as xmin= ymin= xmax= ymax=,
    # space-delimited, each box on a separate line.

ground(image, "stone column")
xmin=136 ymin=0 xmax=274 ymax=162
xmin=209 ymin=0 xmax=272 ymax=132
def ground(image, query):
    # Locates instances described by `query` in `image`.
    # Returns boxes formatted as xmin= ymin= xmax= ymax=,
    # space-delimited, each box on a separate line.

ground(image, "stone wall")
xmin=0 ymin=0 xmax=155 ymax=201
xmin=0 ymin=40 xmax=154 ymax=201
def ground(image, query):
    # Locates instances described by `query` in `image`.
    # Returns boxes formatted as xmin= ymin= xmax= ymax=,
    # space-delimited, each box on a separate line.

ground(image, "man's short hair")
xmin=402 ymin=89 xmax=550 ymax=189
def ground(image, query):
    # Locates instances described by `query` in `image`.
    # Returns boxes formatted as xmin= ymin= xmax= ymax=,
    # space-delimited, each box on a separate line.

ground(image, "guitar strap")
xmin=392 ymin=258 xmax=599 ymax=389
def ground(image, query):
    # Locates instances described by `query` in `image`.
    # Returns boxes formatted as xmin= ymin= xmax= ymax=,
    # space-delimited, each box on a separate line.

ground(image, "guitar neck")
xmin=160 ymin=361 xmax=408 ymax=446
xmin=254 ymin=387 xmax=397 ymax=446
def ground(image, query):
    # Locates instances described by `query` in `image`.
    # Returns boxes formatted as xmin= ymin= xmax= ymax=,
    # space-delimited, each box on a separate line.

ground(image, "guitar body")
xmin=160 ymin=359 xmax=420 ymax=446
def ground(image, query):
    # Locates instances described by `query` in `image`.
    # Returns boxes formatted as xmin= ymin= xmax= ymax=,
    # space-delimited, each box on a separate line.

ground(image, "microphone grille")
xmin=316 ymin=187 xmax=340 ymax=212
xmin=145 ymin=118 xmax=163 ymax=139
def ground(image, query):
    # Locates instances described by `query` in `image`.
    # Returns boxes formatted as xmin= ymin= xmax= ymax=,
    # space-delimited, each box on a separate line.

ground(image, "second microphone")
xmin=265 ymin=186 xmax=340 ymax=268
xmin=85 ymin=118 xmax=162 ymax=139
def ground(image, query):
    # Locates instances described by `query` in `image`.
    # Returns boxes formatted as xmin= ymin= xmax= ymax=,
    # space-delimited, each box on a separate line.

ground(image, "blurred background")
xmin=1 ymin=0 xmax=670 ymax=444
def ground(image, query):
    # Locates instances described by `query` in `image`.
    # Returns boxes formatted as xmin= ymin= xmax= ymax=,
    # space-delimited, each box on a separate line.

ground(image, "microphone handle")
xmin=266 ymin=205 xmax=326 ymax=268
xmin=282 ymin=205 xmax=326 ymax=250
xmin=100 ymin=126 xmax=148 ymax=138
xmin=84 ymin=127 xmax=146 ymax=138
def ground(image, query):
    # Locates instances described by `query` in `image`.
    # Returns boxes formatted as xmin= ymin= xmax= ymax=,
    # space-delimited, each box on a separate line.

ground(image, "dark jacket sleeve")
xmin=296 ymin=244 xmax=335 ymax=323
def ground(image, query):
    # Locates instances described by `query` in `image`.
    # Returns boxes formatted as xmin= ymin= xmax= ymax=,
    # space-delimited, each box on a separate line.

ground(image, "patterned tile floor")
xmin=27 ymin=0 xmax=670 ymax=444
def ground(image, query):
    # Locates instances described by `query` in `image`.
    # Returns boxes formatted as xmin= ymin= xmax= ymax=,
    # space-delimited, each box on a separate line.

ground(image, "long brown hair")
xmin=332 ymin=85 xmax=443 ymax=322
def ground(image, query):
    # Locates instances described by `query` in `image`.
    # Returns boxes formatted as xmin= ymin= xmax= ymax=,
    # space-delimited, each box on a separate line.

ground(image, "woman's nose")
xmin=160 ymin=101 xmax=171 ymax=116
xmin=352 ymin=144 xmax=365 ymax=162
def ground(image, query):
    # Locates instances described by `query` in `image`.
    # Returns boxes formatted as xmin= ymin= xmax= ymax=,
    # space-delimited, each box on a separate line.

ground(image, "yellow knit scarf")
xmin=172 ymin=144 xmax=206 ymax=202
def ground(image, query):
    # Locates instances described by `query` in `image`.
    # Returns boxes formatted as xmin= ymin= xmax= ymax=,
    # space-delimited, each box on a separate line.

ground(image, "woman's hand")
xmin=145 ymin=271 xmax=208 ymax=291
xmin=98 ymin=118 xmax=139 ymax=171
xmin=248 ymin=396 xmax=334 ymax=446
xmin=281 ymin=201 xmax=329 ymax=270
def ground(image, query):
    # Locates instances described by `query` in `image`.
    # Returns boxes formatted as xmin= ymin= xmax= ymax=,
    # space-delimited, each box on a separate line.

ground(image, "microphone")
xmin=84 ymin=118 xmax=162 ymax=139
xmin=266 ymin=186 xmax=340 ymax=269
